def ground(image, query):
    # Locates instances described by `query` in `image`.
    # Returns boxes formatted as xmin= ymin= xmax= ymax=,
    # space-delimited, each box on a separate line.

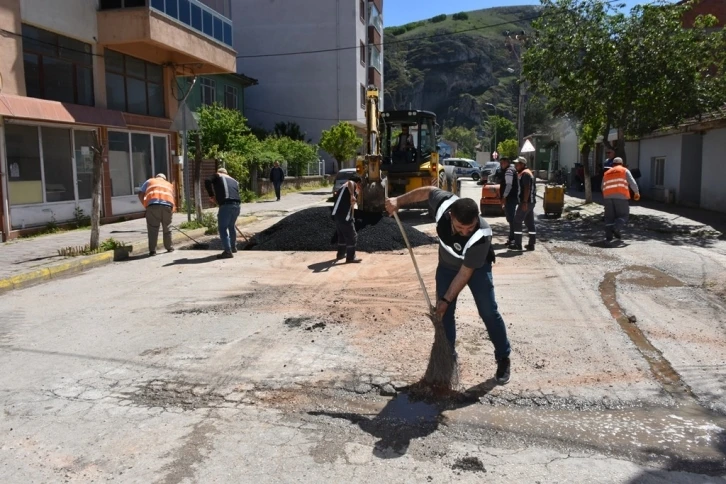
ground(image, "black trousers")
xmin=335 ymin=220 xmax=357 ymax=260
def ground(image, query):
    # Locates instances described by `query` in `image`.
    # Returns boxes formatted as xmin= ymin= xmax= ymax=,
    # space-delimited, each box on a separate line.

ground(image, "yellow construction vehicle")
xmin=356 ymin=87 xmax=458 ymax=214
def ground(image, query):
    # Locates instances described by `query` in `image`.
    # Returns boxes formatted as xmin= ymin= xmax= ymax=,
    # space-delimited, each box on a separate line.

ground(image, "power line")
xmin=235 ymin=12 xmax=546 ymax=59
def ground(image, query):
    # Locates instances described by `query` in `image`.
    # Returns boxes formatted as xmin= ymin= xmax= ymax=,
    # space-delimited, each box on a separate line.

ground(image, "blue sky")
xmin=384 ymin=1 xmax=668 ymax=27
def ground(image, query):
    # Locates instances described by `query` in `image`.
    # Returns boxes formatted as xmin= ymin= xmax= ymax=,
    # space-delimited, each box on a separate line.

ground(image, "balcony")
xmin=97 ymin=0 xmax=236 ymax=74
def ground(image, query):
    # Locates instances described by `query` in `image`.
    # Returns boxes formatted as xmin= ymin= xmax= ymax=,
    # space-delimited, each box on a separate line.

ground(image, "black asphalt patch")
xmin=246 ymin=207 xmax=436 ymax=252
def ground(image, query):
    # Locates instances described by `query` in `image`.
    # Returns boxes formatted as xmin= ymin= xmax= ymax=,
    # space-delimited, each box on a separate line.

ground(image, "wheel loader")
xmin=355 ymin=87 xmax=458 ymax=215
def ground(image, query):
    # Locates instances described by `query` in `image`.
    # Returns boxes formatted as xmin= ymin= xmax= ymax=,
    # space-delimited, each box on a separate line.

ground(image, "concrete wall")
xmin=700 ymin=127 xmax=726 ymax=213
xmin=233 ymin=0 xmax=367 ymax=146
xmin=557 ymin=126 xmax=579 ymax=171
xmin=638 ymin=134 xmax=682 ymax=199
xmin=20 ymin=0 xmax=98 ymax=43
xmin=679 ymin=133 xmax=703 ymax=207
xmin=0 ymin=0 xmax=25 ymax=96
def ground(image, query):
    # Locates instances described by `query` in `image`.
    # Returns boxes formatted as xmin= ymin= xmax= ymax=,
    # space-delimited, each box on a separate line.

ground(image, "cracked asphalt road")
xmin=1 ymin=181 xmax=725 ymax=483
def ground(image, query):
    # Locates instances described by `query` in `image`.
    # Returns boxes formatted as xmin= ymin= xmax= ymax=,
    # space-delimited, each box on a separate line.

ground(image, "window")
xmin=360 ymin=41 xmax=366 ymax=66
xmin=201 ymin=78 xmax=216 ymax=106
xmin=652 ymin=157 xmax=665 ymax=187
xmin=224 ymin=85 xmax=238 ymax=110
xmin=368 ymin=3 xmax=383 ymax=33
xmin=105 ymin=49 xmax=165 ymax=117
xmin=360 ymin=84 xmax=366 ymax=109
xmin=6 ymin=124 xmax=43 ymax=205
xmin=99 ymin=0 xmax=146 ymax=9
xmin=369 ymin=44 xmax=382 ymax=72
xmin=41 ymin=127 xmax=75 ymax=202
xmin=359 ymin=0 xmax=365 ymax=22
xmin=108 ymin=131 xmax=133 ymax=196
xmin=22 ymin=24 xmax=94 ymax=106
xmin=74 ymin=130 xmax=95 ymax=200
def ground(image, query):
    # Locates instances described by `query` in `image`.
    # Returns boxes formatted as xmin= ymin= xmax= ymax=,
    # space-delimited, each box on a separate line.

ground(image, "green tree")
xmin=442 ymin=126 xmax=478 ymax=158
xmin=196 ymin=103 xmax=250 ymax=157
xmin=271 ymin=136 xmax=319 ymax=176
xmin=524 ymin=0 xmax=726 ymax=163
xmin=452 ymin=12 xmax=469 ymax=21
xmin=497 ymin=139 xmax=519 ymax=159
xmin=319 ymin=122 xmax=363 ymax=171
xmin=485 ymin=115 xmax=516 ymax=152
xmin=430 ymin=14 xmax=447 ymax=23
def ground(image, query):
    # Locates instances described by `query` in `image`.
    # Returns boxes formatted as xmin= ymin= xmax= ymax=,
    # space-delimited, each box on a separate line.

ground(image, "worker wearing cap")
xmin=205 ymin=168 xmax=242 ymax=259
xmin=602 ymin=157 xmax=640 ymax=242
xmin=511 ymin=156 xmax=536 ymax=251
xmin=497 ymin=157 xmax=519 ymax=246
xmin=138 ymin=173 xmax=175 ymax=256
xmin=385 ymin=186 xmax=512 ymax=385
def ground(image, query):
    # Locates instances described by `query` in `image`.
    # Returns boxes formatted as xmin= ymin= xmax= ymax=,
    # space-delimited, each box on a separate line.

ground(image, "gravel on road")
xmin=247 ymin=207 xmax=437 ymax=252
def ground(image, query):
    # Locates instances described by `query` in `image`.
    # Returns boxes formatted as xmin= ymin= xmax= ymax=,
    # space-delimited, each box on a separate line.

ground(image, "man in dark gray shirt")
xmin=385 ymin=187 xmax=512 ymax=384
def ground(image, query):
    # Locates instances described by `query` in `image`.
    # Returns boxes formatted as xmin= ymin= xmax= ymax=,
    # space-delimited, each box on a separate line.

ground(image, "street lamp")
xmin=483 ymin=102 xmax=497 ymax=159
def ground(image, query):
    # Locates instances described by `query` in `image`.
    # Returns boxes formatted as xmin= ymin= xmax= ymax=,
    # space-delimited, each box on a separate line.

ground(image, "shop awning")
xmin=0 ymin=94 xmax=127 ymax=128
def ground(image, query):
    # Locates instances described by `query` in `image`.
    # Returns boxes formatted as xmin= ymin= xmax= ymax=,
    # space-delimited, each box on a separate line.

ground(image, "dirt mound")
xmin=248 ymin=207 xmax=436 ymax=252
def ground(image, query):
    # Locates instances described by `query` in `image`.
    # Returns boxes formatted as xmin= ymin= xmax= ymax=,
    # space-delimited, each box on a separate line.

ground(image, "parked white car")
xmin=441 ymin=158 xmax=482 ymax=181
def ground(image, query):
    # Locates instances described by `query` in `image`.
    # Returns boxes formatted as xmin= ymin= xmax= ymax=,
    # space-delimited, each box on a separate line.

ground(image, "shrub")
xmin=387 ymin=26 xmax=406 ymax=36
xmin=430 ymin=14 xmax=447 ymax=23
xmin=453 ymin=12 xmax=469 ymax=21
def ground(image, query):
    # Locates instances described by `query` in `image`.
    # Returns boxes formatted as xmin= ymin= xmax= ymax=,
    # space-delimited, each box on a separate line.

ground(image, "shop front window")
xmin=41 ymin=127 xmax=75 ymax=202
xmin=108 ymin=131 xmax=133 ymax=196
xmin=132 ymin=133 xmax=152 ymax=192
xmin=6 ymin=124 xmax=43 ymax=205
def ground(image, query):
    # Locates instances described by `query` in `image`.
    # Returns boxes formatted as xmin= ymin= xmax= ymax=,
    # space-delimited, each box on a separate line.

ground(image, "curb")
xmin=0 ymin=216 xmax=259 ymax=296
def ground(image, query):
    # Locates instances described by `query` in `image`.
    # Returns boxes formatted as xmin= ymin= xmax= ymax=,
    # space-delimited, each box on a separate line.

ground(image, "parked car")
xmin=441 ymin=158 xmax=482 ymax=181
xmin=477 ymin=161 xmax=501 ymax=185
xmin=332 ymin=168 xmax=358 ymax=198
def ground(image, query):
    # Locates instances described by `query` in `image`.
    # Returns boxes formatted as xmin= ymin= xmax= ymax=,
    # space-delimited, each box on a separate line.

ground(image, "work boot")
xmin=525 ymin=244 xmax=535 ymax=251
xmin=232 ymin=246 xmax=238 ymax=253
xmin=149 ymin=251 xmax=156 ymax=256
xmin=345 ymin=247 xmax=361 ymax=263
xmin=496 ymin=357 xmax=511 ymax=384
xmin=217 ymin=251 xmax=233 ymax=259
xmin=613 ymin=229 xmax=621 ymax=239
xmin=336 ymin=245 xmax=346 ymax=260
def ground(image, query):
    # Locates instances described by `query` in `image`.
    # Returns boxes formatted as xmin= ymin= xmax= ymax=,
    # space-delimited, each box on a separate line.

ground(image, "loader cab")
xmin=381 ymin=110 xmax=437 ymax=173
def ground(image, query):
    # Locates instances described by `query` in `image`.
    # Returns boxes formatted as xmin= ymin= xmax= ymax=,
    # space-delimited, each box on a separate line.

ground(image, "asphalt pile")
xmin=247 ymin=207 xmax=436 ymax=252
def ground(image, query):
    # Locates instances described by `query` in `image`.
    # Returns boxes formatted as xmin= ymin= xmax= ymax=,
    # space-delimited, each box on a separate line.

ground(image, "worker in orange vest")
xmin=601 ymin=157 xmax=640 ymax=243
xmin=511 ymin=156 xmax=536 ymax=251
xmin=138 ymin=173 xmax=176 ymax=256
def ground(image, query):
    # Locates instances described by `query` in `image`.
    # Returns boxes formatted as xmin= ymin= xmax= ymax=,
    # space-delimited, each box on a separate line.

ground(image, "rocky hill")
xmin=383 ymin=6 xmax=539 ymax=131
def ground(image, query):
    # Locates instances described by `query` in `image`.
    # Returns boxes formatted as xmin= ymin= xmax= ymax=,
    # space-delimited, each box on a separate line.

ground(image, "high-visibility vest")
xmin=602 ymin=165 xmax=630 ymax=199
xmin=142 ymin=178 xmax=175 ymax=208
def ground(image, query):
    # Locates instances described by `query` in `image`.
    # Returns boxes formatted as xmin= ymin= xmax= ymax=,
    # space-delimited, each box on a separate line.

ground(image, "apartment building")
xmin=232 ymin=0 xmax=384 ymax=171
xmin=0 ymin=0 xmax=236 ymax=241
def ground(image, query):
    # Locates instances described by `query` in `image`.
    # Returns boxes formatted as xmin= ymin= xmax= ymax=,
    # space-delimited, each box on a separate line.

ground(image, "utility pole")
xmin=483 ymin=102 xmax=497 ymax=158
xmin=504 ymin=30 xmax=529 ymax=152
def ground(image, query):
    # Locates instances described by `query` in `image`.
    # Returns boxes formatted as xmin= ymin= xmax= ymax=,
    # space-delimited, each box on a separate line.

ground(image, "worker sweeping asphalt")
xmin=385 ymin=186 xmax=512 ymax=385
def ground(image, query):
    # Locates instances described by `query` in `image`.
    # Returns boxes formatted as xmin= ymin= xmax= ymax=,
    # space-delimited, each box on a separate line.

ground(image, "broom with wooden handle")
xmin=385 ymin=180 xmax=458 ymax=391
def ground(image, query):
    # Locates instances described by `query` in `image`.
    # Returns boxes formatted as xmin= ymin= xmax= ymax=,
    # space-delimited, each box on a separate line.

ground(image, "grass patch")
xmin=57 ymin=238 xmax=128 ymax=257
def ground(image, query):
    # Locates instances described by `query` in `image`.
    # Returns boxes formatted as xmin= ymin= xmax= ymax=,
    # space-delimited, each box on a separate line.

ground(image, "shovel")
xmin=384 ymin=179 xmax=437 ymax=322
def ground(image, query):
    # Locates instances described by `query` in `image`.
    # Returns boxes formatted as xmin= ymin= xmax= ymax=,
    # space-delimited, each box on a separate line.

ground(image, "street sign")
xmin=170 ymin=102 xmax=199 ymax=132
xmin=521 ymin=139 xmax=535 ymax=153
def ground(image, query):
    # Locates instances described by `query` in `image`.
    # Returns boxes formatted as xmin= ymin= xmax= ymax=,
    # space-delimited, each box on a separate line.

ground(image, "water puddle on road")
xmin=598 ymin=266 xmax=692 ymax=402
xmin=379 ymin=393 xmax=439 ymax=425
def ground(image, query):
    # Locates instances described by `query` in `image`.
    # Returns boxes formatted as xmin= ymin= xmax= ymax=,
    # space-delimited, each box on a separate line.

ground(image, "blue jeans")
xmin=435 ymin=263 xmax=511 ymax=361
xmin=217 ymin=203 xmax=241 ymax=252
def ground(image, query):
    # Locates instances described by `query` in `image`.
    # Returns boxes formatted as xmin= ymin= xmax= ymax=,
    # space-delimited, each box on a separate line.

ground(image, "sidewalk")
xmin=0 ymin=188 xmax=331 ymax=294
xmin=551 ymin=187 xmax=725 ymax=237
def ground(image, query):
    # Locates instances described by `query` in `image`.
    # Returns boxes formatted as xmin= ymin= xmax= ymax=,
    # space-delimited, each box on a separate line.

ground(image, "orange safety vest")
xmin=602 ymin=165 xmax=630 ymax=199
xmin=142 ymin=178 xmax=176 ymax=208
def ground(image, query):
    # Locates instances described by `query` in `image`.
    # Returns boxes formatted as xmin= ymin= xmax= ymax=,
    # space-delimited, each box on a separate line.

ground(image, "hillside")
xmin=383 ymin=6 xmax=540 ymax=132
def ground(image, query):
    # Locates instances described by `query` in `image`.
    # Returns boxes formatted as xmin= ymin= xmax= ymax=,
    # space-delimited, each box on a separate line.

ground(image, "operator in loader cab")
xmin=394 ymin=125 xmax=415 ymax=163
xmin=385 ymin=187 xmax=512 ymax=384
